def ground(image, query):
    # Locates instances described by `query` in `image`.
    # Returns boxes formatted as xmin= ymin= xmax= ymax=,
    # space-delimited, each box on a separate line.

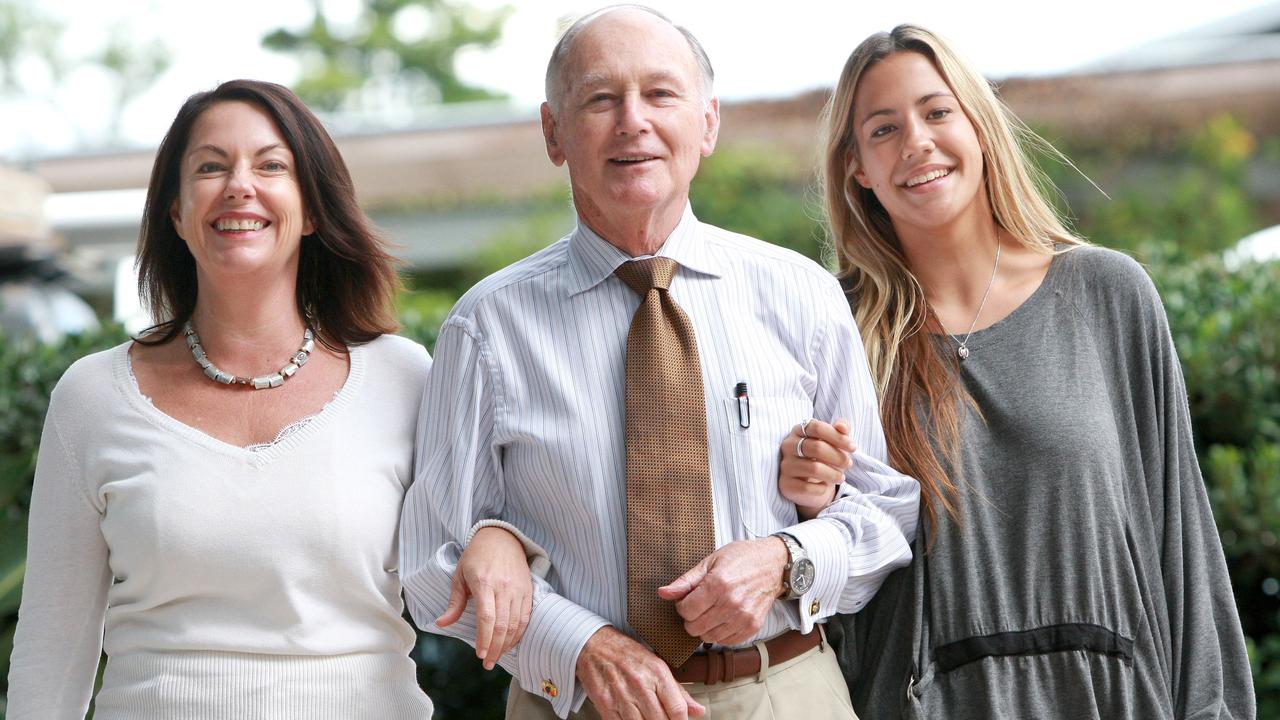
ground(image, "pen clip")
xmin=734 ymin=382 xmax=750 ymax=429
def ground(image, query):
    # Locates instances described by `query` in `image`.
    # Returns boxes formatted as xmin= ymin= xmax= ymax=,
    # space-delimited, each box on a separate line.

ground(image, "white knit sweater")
xmin=6 ymin=335 xmax=435 ymax=719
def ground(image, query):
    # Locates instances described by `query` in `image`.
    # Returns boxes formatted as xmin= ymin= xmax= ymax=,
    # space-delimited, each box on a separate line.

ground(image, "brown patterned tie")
xmin=614 ymin=257 xmax=716 ymax=668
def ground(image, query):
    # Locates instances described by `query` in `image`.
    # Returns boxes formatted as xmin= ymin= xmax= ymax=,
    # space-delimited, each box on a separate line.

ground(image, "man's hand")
xmin=780 ymin=418 xmax=855 ymax=519
xmin=657 ymin=538 xmax=789 ymax=646
xmin=435 ymin=526 xmax=533 ymax=670
xmin=576 ymin=627 xmax=706 ymax=720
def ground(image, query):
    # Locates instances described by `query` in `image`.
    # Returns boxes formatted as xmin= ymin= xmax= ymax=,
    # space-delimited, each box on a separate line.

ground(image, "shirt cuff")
xmin=777 ymin=518 xmax=850 ymax=630
xmin=466 ymin=519 xmax=552 ymax=579
xmin=515 ymin=592 xmax=611 ymax=718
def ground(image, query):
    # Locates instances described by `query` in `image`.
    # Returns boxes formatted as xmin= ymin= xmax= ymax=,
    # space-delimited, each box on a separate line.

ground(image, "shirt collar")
xmin=565 ymin=203 xmax=724 ymax=297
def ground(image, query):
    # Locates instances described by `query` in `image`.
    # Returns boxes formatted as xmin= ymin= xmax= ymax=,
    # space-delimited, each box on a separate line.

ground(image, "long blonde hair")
xmin=819 ymin=25 xmax=1086 ymax=535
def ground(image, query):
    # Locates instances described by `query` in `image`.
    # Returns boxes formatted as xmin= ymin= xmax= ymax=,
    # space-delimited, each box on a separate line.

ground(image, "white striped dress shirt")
xmin=400 ymin=206 xmax=919 ymax=717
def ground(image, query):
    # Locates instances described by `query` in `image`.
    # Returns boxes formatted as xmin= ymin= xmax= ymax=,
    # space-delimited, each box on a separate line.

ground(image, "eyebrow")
xmin=574 ymin=70 xmax=688 ymax=92
xmin=187 ymin=143 xmax=285 ymax=159
xmin=859 ymin=92 xmax=955 ymax=128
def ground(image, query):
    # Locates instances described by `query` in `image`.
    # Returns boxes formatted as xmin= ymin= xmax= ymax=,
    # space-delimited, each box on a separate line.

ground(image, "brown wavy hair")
xmin=819 ymin=26 xmax=1086 ymax=536
xmin=136 ymin=78 xmax=399 ymax=349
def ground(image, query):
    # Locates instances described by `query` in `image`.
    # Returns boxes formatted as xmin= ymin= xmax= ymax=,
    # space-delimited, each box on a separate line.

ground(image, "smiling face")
xmin=850 ymin=51 xmax=987 ymax=237
xmin=540 ymin=9 xmax=719 ymax=235
xmin=170 ymin=100 xmax=313 ymax=283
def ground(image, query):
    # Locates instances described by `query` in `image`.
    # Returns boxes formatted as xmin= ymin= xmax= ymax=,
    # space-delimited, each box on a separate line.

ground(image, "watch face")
xmin=791 ymin=558 xmax=816 ymax=595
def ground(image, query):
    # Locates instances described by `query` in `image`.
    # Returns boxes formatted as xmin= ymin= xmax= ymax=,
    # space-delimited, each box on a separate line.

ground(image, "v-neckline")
xmin=113 ymin=341 xmax=365 ymax=466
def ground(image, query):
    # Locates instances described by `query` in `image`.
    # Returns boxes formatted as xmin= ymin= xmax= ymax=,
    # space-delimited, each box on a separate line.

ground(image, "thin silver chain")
xmin=934 ymin=240 xmax=1002 ymax=361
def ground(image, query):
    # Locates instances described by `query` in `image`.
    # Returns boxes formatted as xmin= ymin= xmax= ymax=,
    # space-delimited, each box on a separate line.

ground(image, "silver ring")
xmin=799 ymin=419 xmax=813 ymax=438
xmin=796 ymin=437 xmax=808 ymax=459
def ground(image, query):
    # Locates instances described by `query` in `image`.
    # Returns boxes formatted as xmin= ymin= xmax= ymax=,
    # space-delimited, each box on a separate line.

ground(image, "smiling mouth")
xmin=904 ymin=168 xmax=952 ymax=188
xmin=213 ymin=218 xmax=268 ymax=232
xmin=610 ymin=155 xmax=657 ymax=164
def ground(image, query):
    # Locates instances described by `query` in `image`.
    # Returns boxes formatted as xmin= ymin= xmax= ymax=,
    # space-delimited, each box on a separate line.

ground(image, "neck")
xmin=189 ymin=270 xmax=308 ymax=364
xmin=574 ymin=193 xmax=688 ymax=257
xmin=895 ymin=202 xmax=1003 ymax=308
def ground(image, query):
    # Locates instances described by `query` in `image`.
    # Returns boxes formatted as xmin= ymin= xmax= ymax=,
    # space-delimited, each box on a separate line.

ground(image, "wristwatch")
xmin=774 ymin=532 xmax=815 ymax=600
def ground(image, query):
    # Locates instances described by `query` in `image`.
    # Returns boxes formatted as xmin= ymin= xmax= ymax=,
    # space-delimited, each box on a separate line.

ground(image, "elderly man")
xmin=400 ymin=6 xmax=919 ymax=719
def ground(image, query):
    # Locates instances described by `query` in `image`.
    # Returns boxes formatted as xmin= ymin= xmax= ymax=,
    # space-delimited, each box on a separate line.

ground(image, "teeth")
xmin=906 ymin=168 xmax=950 ymax=187
xmin=613 ymin=156 xmax=654 ymax=162
xmin=215 ymin=218 xmax=265 ymax=231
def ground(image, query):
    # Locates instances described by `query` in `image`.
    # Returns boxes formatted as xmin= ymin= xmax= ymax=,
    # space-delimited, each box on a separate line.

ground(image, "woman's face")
xmin=849 ymin=52 xmax=987 ymax=236
xmin=170 ymin=101 xmax=312 ymax=282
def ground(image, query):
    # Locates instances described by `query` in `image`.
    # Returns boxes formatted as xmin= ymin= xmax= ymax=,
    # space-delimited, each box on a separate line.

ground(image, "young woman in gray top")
xmin=778 ymin=25 xmax=1255 ymax=719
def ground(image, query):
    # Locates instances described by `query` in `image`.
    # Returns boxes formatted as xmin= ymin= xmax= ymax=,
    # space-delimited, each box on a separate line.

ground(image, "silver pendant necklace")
xmin=934 ymin=240 xmax=1001 ymax=362
xmin=184 ymin=320 xmax=315 ymax=389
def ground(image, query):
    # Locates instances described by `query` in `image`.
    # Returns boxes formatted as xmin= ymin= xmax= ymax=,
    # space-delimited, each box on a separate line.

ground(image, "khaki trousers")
xmin=505 ymin=638 xmax=859 ymax=720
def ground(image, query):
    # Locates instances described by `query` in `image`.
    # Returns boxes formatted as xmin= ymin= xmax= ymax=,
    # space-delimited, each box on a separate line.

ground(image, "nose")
xmin=615 ymin=93 xmax=650 ymax=136
xmin=224 ymin=165 xmax=255 ymax=200
xmin=900 ymin=116 xmax=935 ymax=160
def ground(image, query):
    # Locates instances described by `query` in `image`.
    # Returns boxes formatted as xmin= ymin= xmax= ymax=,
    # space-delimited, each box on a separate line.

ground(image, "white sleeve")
xmin=778 ymin=276 xmax=919 ymax=628
xmin=6 ymin=404 xmax=112 ymax=719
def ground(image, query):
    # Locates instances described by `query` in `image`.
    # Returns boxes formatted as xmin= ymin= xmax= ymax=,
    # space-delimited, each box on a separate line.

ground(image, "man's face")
xmin=541 ymin=10 xmax=720 ymax=225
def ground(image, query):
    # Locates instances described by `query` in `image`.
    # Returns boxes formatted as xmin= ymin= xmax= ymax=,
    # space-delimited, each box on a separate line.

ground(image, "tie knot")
xmin=615 ymin=257 xmax=678 ymax=295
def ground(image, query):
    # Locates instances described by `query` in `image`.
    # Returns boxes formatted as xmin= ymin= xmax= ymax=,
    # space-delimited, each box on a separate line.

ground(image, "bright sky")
xmin=2 ymin=0 xmax=1274 ymax=159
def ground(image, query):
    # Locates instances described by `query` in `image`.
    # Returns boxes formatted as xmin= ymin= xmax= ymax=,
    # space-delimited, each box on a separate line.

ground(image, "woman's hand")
xmin=435 ymin=526 xmax=533 ymax=670
xmin=780 ymin=419 xmax=856 ymax=520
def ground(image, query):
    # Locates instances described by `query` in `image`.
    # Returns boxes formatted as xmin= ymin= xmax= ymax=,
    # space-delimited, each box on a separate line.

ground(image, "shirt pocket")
xmin=720 ymin=395 xmax=812 ymax=538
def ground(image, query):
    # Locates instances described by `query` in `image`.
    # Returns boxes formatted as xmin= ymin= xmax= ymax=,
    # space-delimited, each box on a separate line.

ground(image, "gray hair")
xmin=544 ymin=4 xmax=715 ymax=112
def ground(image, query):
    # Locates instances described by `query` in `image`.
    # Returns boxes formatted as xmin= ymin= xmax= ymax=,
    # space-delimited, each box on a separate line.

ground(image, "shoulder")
xmin=44 ymin=341 xmax=130 ymax=445
xmin=1053 ymin=244 xmax=1156 ymax=297
xmin=1052 ymin=244 xmax=1172 ymax=342
xmin=699 ymin=223 xmax=841 ymax=290
xmin=50 ymin=342 xmax=127 ymax=409
xmin=447 ymin=237 xmax=573 ymax=321
xmin=358 ymin=334 xmax=432 ymax=387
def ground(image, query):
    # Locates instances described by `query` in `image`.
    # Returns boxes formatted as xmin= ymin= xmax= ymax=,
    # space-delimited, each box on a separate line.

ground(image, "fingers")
xmin=779 ymin=475 xmax=840 ymax=510
xmin=658 ymin=681 xmax=693 ymax=720
xmin=506 ymin=586 xmax=532 ymax=655
xmin=578 ymin=628 xmax=694 ymax=720
xmin=473 ymin=585 xmax=498 ymax=668
xmin=658 ymin=559 xmax=708 ymax=601
xmin=785 ymin=434 xmax=853 ymax=472
xmin=801 ymin=418 xmax=857 ymax=452
xmin=682 ymin=687 xmax=707 ymax=717
xmin=673 ymin=577 xmax=719 ymax=625
xmin=435 ymin=572 xmax=470 ymax=628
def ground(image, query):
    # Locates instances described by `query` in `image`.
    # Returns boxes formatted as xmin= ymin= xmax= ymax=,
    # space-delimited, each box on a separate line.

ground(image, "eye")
xmin=261 ymin=160 xmax=288 ymax=172
xmin=927 ymin=107 xmax=952 ymax=121
xmin=869 ymin=123 xmax=896 ymax=139
xmin=196 ymin=161 xmax=224 ymax=174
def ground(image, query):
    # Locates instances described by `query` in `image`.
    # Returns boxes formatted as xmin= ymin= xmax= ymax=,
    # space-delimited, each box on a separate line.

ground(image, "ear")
xmin=302 ymin=215 xmax=316 ymax=237
xmin=169 ymin=199 xmax=186 ymax=240
xmin=540 ymin=103 xmax=565 ymax=167
xmin=847 ymin=149 xmax=871 ymax=189
xmin=700 ymin=97 xmax=720 ymax=157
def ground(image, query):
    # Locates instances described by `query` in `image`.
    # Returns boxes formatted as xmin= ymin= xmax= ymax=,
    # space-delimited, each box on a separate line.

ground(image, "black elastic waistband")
xmin=934 ymin=623 xmax=1134 ymax=673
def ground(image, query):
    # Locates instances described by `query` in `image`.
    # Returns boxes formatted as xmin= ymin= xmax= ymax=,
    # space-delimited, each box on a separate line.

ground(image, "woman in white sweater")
xmin=6 ymin=79 xmax=535 ymax=719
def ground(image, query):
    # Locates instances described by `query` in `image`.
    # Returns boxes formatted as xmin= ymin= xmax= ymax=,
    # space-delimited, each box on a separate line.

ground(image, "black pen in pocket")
xmin=734 ymin=382 xmax=750 ymax=429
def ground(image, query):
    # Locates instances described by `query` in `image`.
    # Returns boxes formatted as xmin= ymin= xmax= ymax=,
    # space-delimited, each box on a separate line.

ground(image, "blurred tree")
xmin=0 ymin=0 xmax=170 ymax=149
xmin=262 ymin=0 xmax=512 ymax=113
xmin=92 ymin=26 xmax=171 ymax=146
xmin=0 ymin=0 xmax=68 ymax=103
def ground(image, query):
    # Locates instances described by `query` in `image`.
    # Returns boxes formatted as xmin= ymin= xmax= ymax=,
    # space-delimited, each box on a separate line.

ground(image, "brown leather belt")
xmin=669 ymin=628 xmax=822 ymax=685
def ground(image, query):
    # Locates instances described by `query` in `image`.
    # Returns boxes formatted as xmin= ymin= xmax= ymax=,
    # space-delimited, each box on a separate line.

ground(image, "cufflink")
xmin=542 ymin=679 xmax=559 ymax=698
xmin=809 ymin=600 xmax=821 ymax=615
